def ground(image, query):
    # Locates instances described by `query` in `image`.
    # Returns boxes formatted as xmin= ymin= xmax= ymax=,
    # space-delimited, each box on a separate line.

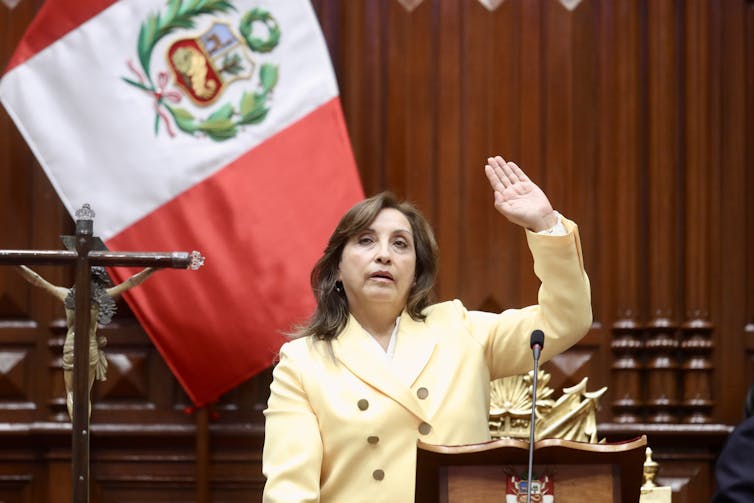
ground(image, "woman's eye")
xmin=393 ymin=239 xmax=408 ymax=249
xmin=358 ymin=236 xmax=373 ymax=245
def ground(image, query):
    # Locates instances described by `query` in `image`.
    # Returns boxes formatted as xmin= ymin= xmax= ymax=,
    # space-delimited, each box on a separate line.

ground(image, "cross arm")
xmin=0 ymin=250 xmax=203 ymax=270
xmin=0 ymin=250 xmax=77 ymax=266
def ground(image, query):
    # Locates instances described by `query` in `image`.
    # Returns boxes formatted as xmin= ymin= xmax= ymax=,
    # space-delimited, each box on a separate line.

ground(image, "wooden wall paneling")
xmin=568 ymin=0 xmax=599 ymax=269
xmin=695 ymin=0 xmax=723 ymax=426
xmin=565 ymin=1 xmax=607 ymax=424
xmin=542 ymin=2 xmax=599 ymax=220
xmin=540 ymin=0 xmax=600 ymax=224
xmin=516 ymin=0 xmax=543 ymax=311
xmin=655 ymin=461 xmax=713 ymax=503
xmin=91 ymin=452 xmax=262 ymax=502
xmin=547 ymin=0 xmax=604 ymax=394
xmin=433 ymin=0 xmax=462 ymax=300
xmin=0 ymin=107 xmax=29 ymax=252
xmin=487 ymin=0 xmax=522 ymax=315
xmin=1 ymin=0 xmax=35 ymax=298
xmin=0 ymin=452 xmax=41 ymax=503
xmin=401 ymin=0 xmax=435 ymax=213
xmin=599 ymin=422 xmax=732 ymax=503
xmin=45 ymin=449 xmax=72 ymax=503
xmin=44 ymin=329 xmax=67 ymax=422
xmin=646 ymin=0 xmax=680 ymax=375
xmin=681 ymin=0 xmax=718 ymax=424
xmin=639 ymin=0 xmax=684 ymax=425
xmin=714 ymin=0 xmax=750 ymax=423
xmin=488 ymin=0 xmax=519 ymax=167
xmin=600 ymin=0 xmax=644 ymax=424
xmin=593 ymin=0 xmax=636 ymax=425
xmin=91 ymin=450 xmax=197 ymax=503
xmin=0 ymin=0 xmax=39 ymax=76
xmin=458 ymin=1 xmax=501 ymax=312
xmin=542 ymin=0 xmax=574 ymax=226
xmin=474 ymin=1 xmax=520 ymax=314
xmin=643 ymin=0 xmax=682 ymax=425
xmin=209 ymin=367 xmax=271 ymax=426
xmin=335 ymin=1 xmax=388 ymax=196
xmin=89 ymin=326 xmax=184 ymax=425
xmin=87 ymin=333 xmax=141 ymax=423
xmin=0 ymin=323 xmax=39 ymax=424
xmin=0 ymin=424 xmax=268 ymax=502
xmin=384 ymin=2 xmax=412 ymax=197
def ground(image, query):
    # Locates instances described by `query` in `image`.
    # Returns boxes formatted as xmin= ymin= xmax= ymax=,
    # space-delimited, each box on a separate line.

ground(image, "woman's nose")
xmin=376 ymin=254 xmax=391 ymax=264
xmin=375 ymin=242 xmax=391 ymax=263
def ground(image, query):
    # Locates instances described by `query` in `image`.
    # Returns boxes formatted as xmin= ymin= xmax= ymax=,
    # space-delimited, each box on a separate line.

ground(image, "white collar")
xmin=366 ymin=317 xmax=401 ymax=359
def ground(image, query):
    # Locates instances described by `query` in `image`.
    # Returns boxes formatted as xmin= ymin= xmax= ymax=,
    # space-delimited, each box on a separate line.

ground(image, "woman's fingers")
xmin=508 ymin=162 xmax=530 ymax=182
xmin=487 ymin=156 xmax=513 ymax=188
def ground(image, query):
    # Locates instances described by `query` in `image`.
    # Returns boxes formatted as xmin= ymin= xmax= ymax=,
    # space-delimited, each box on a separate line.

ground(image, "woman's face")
xmin=337 ymin=208 xmax=416 ymax=319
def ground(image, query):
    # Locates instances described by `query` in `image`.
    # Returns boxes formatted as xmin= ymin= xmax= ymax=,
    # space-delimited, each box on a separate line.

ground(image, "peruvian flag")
xmin=0 ymin=0 xmax=363 ymax=406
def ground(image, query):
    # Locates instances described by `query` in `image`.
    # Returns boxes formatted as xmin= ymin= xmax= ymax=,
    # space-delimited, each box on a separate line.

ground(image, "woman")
xmin=262 ymin=156 xmax=592 ymax=501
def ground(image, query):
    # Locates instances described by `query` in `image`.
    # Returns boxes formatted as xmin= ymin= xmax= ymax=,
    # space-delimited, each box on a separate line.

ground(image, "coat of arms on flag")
xmin=123 ymin=2 xmax=280 ymax=140
xmin=167 ymin=21 xmax=255 ymax=104
xmin=505 ymin=472 xmax=555 ymax=502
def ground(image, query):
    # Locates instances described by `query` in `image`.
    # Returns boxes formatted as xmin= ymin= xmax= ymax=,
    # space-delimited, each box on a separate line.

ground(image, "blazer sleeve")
xmin=464 ymin=216 xmax=593 ymax=380
xmin=262 ymin=341 xmax=323 ymax=502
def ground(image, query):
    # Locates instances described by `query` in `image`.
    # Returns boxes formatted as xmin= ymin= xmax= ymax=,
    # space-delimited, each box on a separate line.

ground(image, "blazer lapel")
xmin=391 ymin=310 xmax=438 ymax=388
xmin=332 ymin=315 xmax=429 ymax=422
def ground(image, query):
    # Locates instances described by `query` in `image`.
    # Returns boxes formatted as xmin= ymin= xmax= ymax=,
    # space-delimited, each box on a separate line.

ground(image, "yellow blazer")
xmin=262 ymin=218 xmax=592 ymax=502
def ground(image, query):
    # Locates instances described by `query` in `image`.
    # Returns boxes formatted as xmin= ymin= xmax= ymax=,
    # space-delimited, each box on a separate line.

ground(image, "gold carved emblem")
xmin=489 ymin=370 xmax=606 ymax=443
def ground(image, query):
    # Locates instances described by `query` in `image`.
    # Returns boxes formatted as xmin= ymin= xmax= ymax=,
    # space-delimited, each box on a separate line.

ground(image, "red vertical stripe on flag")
xmin=106 ymin=98 xmax=363 ymax=405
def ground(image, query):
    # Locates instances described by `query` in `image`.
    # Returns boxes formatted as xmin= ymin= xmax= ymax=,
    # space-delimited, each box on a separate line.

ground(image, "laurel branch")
xmin=122 ymin=0 xmax=280 ymax=141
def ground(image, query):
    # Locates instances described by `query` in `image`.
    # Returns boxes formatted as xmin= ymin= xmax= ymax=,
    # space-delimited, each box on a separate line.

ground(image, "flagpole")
xmin=196 ymin=407 xmax=210 ymax=503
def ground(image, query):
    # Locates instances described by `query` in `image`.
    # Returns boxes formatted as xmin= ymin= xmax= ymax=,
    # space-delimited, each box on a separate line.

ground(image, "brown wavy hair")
xmin=291 ymin=192 xmax=438 ymax=341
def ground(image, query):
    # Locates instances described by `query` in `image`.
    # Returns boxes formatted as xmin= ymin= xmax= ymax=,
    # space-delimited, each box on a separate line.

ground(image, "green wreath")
xmin=240 ymin=8 xmax=281 ymax=53
xmin=122 ymin=0 xmax=280 ymax=141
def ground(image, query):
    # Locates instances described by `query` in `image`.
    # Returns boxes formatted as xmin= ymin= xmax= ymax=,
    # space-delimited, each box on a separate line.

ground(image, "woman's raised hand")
xmin=484 ymin=155 xmax=557 ymax=232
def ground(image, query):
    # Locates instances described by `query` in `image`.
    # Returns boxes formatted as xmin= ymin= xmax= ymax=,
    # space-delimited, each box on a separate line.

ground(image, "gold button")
xmin=357 ymin=399 xmax=369 ymax=411
xmin=418 ymin=422 xmax=432 ymax=435
xmin=372 ymin=469 xmax=385 ymax=481
xmin=417 ymin=387 xmax=429 ymax=399
xmin=367 ymin=435 xmax=379 ymax=444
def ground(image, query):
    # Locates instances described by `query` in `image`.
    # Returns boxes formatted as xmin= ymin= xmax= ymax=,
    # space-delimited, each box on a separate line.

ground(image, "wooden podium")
xmin=415 ymin=435 xmax=647 ymax=502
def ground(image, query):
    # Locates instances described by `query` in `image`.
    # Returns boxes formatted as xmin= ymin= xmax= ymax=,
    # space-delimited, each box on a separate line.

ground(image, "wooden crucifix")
xmin=0 ymin=204 xmax=204 ymax=503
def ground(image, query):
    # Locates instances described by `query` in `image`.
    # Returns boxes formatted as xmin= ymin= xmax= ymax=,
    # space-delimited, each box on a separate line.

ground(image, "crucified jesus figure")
xmin=16 ymin=265 xmax=156 ymax=419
